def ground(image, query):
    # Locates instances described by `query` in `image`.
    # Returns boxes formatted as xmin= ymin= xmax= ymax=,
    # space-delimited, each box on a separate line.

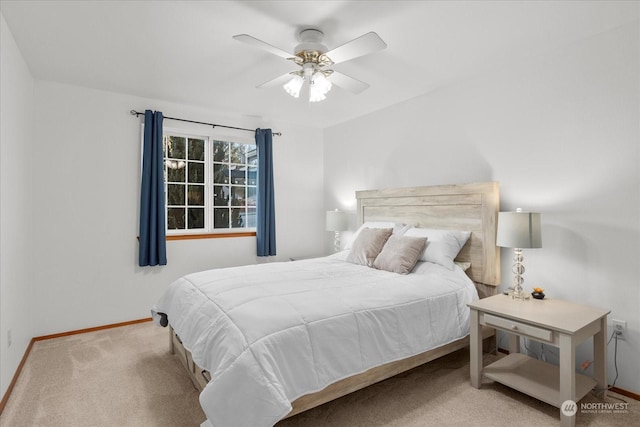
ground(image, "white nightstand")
xmin=468 ymin=294 xmax=610 ymax=427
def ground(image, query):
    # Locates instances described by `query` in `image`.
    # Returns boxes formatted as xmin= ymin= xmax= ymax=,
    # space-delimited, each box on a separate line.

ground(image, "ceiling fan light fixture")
xmin=309 ymin=71 xmax=332 ymax=102
xmin=283 ymin=74 xmax=304 ymax=98
xmin=309 ymin=88 xmax=327 ymax=103
xmin=311 ymin=71 xmax=332 ymax=93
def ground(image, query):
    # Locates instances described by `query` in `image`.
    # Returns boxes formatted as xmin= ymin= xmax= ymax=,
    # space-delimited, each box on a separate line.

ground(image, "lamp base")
xmin=511 ymin=248 xmax=530 ymax=301
xmin=333 ymin=231 xmax=341 ymax=253
xmin=511 ymin=285 xmax=529 ymax=301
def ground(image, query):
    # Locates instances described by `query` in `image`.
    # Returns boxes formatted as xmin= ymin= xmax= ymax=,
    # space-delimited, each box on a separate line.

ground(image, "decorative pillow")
xmin=346 ymin=227 xmax=393 ymax=267
xmin=344 ymin=222 xmax=409 ymax=250
xmin=373 ymin=235 xmax=427 ymax=274
xmin=403 ymin=227 xmax=471 ymax=270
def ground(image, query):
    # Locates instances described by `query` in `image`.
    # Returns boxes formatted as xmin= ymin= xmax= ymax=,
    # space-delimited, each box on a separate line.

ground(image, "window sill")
xmin=166 ymin=232 xmax=256 ymax=241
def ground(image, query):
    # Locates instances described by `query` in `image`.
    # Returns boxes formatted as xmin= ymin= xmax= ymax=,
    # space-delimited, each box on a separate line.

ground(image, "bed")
xmin=152 ymin=181 xmax=501 ymax=427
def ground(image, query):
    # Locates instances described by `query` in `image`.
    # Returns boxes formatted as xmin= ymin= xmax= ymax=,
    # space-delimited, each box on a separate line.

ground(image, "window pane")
xmin=188 ymin=208 xmax=204 ymax=229
xmin=247 ymin=166 xmax=257 ymax=185
xmin=230 ymin=143 xmax=246 ymax=164
xmin=213 ymin=185 xmax=229 ymax=206
xmin=188 ymin=185 xmax=204 ymax=206
xmin=188 ymin=162 xmax=204 ymax=183
xmin=188 ymin=138 xmax=205 ymax=161
xmin=231 ymin=187 xmax=245 ymax=206
xmin=246 ymin=207 xmax=256 ymax=228
xmin=214 ymin=208 xmax=229 ymax=229
xmin=247 ymin=186 xmax=257 ymax=206
xmin=231 ymin=208 xmax=245 ymax=228
xmin=167 ymin=208 xmax=185 ymax=229
xmin=166 ymin=136 xmax=186 ymax=159
xmin=247 ymin=144 xmax=257 ymax=161
xmin=166 ymin=162 xmax=185 ymax=182
xmin=167 ymin=184 xmax=185 ymax=206
xmin=230 ymin=166 xmax=246 ymax=185
xmin=213 ymin=141 xmax=229 ymax=162
xmin=213 ymin=164 xmax=229 ymax=184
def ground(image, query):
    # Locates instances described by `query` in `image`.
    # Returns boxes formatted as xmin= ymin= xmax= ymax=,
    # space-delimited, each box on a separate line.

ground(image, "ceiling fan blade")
xmin=257 ymin=72 xmax=295 ymax=89
xmin=232 ymin=34 xmax=292 ymax=59
xmin=324 ymin=32 xmax=386 ymax=65
xmin=329 ymin=71 xmax=370 ymax=94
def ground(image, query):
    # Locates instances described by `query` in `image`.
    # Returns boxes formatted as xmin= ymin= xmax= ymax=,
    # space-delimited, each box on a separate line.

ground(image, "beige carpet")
xmin=1 ymin=322 xmax=637 ymax=427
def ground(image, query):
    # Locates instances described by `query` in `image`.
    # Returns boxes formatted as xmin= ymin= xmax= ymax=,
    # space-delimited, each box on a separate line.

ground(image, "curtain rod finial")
xmin=130 ymin=110 xmax=139 ymax=116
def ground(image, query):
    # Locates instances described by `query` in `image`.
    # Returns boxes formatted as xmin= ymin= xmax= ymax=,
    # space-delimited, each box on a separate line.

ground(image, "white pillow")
xmin=344 ymin=221 xmax=409 ymax=250
xmin=403 ymin=227 xmax=471 ymax=270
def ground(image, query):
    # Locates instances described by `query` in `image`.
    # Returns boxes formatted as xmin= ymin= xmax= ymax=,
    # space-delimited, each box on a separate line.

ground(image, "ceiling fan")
xmin=232 ymin=28 xmax=387 ymax=102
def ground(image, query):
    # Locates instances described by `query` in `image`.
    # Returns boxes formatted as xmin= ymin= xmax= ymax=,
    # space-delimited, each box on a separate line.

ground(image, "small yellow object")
xmin=533 ymin=287 xmax=544 ymax=293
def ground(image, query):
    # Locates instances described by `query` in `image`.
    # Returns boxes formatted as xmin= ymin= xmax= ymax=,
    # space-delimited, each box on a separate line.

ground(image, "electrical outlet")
xmin=7 ymin=329 xmax=11 ymax=348
xmin=612 ymin=319 xmax=627 ymax=341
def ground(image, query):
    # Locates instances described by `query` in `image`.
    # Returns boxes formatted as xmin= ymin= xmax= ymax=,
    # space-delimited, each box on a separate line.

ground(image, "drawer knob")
xmin=511 ymin=325 xmax=518 ymax=331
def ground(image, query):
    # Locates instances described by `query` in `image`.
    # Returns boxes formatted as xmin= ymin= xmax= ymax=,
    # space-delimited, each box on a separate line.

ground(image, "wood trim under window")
xmin=166 ymin=232 xmax=256 ymax=240
xmin=137 ymin=232 xmax=256 ymax=241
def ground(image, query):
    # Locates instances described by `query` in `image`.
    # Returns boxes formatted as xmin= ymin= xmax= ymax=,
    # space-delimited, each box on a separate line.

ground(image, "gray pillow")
xmin=346 ymin=227 xmax=393 ymax=267
xmin=373 ymin=235 xmax=428 ymax=274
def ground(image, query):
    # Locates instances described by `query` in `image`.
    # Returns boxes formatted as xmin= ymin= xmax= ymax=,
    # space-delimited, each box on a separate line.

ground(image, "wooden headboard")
xmin=355 ymin=182 xmax=500 ymax=288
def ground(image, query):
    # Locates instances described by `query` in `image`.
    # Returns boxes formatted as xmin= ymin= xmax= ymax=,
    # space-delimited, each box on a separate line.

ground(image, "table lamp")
xmin=496 ymin=208 xmax=542 ymax=301
xmin=326 ymin=209 xmax=348 ymax=252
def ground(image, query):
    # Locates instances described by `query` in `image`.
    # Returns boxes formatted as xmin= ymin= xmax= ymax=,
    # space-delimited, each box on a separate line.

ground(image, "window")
xmin=163 ymin=131 xmax=257 ymax=235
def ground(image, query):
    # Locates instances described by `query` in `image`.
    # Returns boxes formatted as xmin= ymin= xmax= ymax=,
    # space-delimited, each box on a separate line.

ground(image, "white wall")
xmin=324 ymin=22 xmax=640 ymax=393
xmin=0 ymin=13 xmax=36 ymax=397
xmin=29 ymin=81 xmax=324 ymax=337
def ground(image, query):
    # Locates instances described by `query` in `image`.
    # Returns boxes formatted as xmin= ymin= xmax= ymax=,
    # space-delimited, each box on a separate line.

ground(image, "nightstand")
xmin=468 ymin=294 xmax=610 ymax=427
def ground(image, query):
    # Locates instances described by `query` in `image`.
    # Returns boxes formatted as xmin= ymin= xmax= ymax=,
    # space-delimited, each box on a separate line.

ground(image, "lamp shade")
xmin=496 ymin=210 xmax=542 ymax=249
xmin=325 ymin=210 xmax=348 ymax=232
xmin=283 ymin=75 xmax=304 ymax=98
xmin=309 ymin=72 xmax=332 ymax=103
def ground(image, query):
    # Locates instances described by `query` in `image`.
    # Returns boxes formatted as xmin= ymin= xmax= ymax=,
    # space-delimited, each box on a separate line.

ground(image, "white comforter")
xmin=152 ymin=252 xmax=478 ymax=427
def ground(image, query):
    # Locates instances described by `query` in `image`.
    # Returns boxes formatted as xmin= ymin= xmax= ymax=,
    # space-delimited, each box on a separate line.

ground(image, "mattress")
xmin=152 ymin=252 xmax=479 ymax=427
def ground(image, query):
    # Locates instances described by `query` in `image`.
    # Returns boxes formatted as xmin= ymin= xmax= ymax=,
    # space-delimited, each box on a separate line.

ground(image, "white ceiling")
xmin=1 ymin=1 xmax=637 ymax=129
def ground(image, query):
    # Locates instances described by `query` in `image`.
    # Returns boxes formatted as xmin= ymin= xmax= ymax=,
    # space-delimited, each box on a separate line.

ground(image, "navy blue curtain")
xmin=139 ymin=110 xmax=167 ymax=266
xmin=256 ymin=129 xmax=276 ymax=256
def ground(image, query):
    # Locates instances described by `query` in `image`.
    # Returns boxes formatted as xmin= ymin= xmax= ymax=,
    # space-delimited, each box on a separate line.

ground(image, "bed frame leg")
xmin=169 ymin=326 xmax=175 ymax=354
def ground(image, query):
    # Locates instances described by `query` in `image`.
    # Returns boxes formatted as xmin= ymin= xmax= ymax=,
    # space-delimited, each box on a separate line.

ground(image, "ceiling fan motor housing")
xmin=294 ymin=29 xmax=327 ymax=53
xmin=293 ymin=28 xmax=332 ymax=67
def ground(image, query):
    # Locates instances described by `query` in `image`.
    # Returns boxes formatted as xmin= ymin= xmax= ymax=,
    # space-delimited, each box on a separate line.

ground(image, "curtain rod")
xmin=129 ymin=110 xmax=281 ymax=136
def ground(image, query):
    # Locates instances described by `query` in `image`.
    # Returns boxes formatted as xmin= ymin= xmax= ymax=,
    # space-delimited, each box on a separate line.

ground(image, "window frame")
xmin=142 ymin=125 xmax=258 ymax=239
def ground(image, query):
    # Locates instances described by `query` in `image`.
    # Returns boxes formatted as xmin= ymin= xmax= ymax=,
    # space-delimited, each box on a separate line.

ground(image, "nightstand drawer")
xmin=483 ymin=313 xmax=553 ymax=342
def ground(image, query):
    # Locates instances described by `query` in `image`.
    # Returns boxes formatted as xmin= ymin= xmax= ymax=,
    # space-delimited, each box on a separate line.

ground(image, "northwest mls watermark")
xmin=561 ymin=400 xmax=629 ymax=416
